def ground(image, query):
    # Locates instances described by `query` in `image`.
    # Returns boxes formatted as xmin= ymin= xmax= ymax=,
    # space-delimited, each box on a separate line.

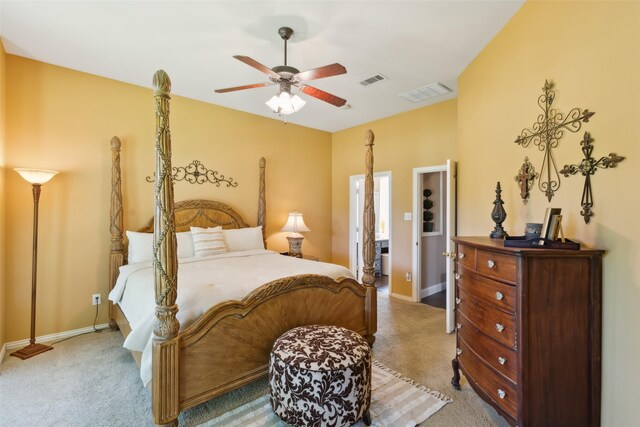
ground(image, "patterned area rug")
xmin=201 ymin=360 xmax=452 ymax=426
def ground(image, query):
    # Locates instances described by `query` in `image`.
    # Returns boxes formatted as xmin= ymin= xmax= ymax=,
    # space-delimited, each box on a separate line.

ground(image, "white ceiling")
xmin=0 ymin=1 xmax=523 ymax=132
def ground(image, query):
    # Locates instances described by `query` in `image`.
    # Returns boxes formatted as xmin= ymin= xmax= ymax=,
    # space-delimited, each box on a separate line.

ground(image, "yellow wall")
xmin=457 ymin=1 xmax=640 ymax=425
xmin=0 ymin=41 xmax=6 ymax=349
xmin=331 ymin=100 xmax=457 ymax=297
xmin=4 ymin=56 xmax=332 ymax=342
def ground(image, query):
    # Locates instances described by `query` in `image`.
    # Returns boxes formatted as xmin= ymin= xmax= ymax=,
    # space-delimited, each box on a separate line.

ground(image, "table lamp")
xmin=281 ymin=211 xmax=310 ymax=258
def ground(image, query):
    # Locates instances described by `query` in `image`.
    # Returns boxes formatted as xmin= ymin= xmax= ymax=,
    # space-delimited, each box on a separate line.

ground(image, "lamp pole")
xmin=28 ymin=183 xmax=42 ymax=347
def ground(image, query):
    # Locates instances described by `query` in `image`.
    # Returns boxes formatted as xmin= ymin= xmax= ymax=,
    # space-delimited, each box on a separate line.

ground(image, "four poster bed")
xmin=108 ymin=70 xmax=378 ymax=425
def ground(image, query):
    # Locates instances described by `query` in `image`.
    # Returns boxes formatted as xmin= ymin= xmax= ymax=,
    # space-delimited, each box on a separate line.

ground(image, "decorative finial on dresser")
xmin=490 ymin=181 xmax=508 ymax=239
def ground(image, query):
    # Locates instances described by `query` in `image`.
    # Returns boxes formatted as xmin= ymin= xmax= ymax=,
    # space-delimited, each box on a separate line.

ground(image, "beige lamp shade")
xmin=281 ymin=211 xmax=310 ymax=237
xmin=14 ymin=168 xmax=59 ymax=185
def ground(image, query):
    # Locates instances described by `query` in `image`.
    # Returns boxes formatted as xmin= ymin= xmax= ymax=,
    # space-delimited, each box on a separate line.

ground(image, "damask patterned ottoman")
xmin=269 ymin=325 xmax=372 ymax=426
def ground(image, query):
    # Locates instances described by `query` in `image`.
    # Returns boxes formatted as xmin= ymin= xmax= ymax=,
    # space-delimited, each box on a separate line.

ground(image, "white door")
xmin=445 ymin=160 xmax=457 ymax=333
xmin=349 ymin=176 xmax=366 ymax=281
xmin=412 ymin=161 xmax=457 ymax=333
xmin=349 ymin=172 xmax=392 ymax=284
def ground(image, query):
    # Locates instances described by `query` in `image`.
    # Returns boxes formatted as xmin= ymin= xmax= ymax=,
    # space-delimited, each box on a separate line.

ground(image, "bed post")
xmin=109 ymin=136 xmax=124 ymax=331
xmin=150 ymin=70 xmax=180 ymax=427
xmin=362 ymin=129 xmax=377 ymax=345
xmin=258 ymin=157 xmax=266 ymax=247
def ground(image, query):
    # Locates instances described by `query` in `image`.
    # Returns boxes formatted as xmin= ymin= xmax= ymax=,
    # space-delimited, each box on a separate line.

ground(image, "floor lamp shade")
xmin=14 ymin=168 xmax=59 ymax=184
xmin=11 ymin=168 xmax=59 ymax=360
xmin=281 ymin=211 xmax=310 ymax=258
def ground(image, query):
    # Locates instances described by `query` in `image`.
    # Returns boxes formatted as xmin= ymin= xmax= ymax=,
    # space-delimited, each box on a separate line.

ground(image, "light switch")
xmin=404 ymin=212 xmax=412 ymax=221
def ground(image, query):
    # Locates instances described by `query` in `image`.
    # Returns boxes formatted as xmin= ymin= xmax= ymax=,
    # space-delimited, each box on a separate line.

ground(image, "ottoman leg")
xmin=363 ymin=411 xmax=372 ymax=426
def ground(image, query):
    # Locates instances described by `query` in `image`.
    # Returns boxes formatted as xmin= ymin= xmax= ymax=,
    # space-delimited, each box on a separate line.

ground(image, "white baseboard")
xmin=390 ymin=292 xmax=414 ymax=302
xmin=420 ymin=282 xmax=446 ymax=300
xmin=4 ymin=323 xmax=110 ymax=352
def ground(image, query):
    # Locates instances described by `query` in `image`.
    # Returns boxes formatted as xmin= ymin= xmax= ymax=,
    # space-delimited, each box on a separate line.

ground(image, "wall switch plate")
xmin=92 ymin=294 xmax=102 ymax=305
xmin=404 ymin=212 xmax=412 ymax=221
xmin=405 ymin=272 xmax=412 ymax=282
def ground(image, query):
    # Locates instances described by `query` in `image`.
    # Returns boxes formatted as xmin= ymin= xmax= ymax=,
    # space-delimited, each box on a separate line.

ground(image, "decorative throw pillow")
xmin=190 ymin=226 xmax=227 ymax=257
xmin=222 ymin=226 xmax=264 ymax=252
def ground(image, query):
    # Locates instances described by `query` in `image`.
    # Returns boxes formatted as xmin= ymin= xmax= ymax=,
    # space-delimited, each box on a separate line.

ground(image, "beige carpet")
xmin=0 ymin=290 xmax=509 ymax=426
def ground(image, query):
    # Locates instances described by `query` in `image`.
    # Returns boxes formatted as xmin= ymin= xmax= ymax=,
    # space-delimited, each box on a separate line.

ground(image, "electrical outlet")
xmin=405 ymin=272 xmax=412 ymax=282
xmin=92 ymin=294 xmax=102 ymax=305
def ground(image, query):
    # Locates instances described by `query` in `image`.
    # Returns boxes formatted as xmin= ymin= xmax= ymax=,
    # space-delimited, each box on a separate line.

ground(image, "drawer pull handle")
xmin=455 ymin=273 xmax=461 ymax=280
xmin=495 ymin=291 xmax=504 ymax=301
xmin=455 ymin=298 xmax=461 ymax=305
xmin=456 ymin=323 xmax=462 ymax=330
xmin=496 ymin=323 xmax=505 ymax=332
xmin=487 ymin=260 xmax=496 ymax=269
xmin=458 ymin=253 xmax=465 ymax=259
xmin=456 ymin=348 xmax=463 ymax=356
xmin=498 ymin=356 xmax=506 ymax=365
xmin=497 ymin=389 xmax=506 ymax=399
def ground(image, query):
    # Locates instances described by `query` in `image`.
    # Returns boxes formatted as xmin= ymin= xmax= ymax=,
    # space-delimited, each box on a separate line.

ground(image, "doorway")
xmin=412 ymin=161 xmax=456 ymax=333
xmin=349 ymin=172 xmax=392 ymax=292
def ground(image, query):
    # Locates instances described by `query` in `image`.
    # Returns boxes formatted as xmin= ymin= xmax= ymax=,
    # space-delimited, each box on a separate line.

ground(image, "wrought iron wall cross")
xmin=515 ymin=80 xmax=594 ymax=201
xmin=559 ymin=132 xmax=625 ymax=223
xmin=514 ymin=157 xmax=538 ymax=205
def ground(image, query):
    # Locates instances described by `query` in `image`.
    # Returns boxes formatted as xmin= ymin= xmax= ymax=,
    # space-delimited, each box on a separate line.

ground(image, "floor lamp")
xmin=11 ymin=168 xmax=59 ymax=360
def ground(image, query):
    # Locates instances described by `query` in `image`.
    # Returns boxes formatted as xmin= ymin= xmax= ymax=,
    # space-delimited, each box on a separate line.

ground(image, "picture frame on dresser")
xmin=541 ymin=207 xmax=561 ymax=241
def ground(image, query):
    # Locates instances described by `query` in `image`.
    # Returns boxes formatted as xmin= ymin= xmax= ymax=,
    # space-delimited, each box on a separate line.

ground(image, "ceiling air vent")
xmin=359 ymin=74 xmax=388 ymax=87
xmin=399 ymin=83 xmax=452 ymax=103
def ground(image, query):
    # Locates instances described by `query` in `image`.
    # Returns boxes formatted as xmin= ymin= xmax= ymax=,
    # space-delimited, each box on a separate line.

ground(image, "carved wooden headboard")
xmin=137 ymin=199 xmax=250 ymax=232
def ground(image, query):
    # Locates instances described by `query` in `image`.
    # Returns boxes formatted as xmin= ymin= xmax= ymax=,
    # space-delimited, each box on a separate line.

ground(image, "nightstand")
xmin=280 ymin=252 xmax=319 ymax=261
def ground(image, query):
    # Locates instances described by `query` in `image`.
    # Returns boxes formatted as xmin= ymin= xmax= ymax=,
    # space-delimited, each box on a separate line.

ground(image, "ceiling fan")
xmin=215 ymin=27 xmax=347 ymax=115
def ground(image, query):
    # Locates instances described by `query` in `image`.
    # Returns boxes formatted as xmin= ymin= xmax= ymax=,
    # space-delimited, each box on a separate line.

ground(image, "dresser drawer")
xmin=458 ymin=337 xmax=517 ymax=419
xmin=457 ymin=267 xmax=515 ymax=314
xmin=476 ymin=249 xmax=517 ymax=283
xmin=458 ymin=312 xmax=517 ymax=383
xmin=456 ymin=244 xmax=475 ymax=270
xmin=457 ymin=291 xmax=516 ymax=349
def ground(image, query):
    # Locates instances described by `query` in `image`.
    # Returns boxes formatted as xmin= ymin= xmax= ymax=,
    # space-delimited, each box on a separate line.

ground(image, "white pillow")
xmin=126 ymin=231 xmax=153 ymax=264
xmin=190 ymin=226 xmax=227 ymax=257
xmin=127 ymin=230 xmax=195 ymax=263
xmin=222 ymin=226 xmax=264 ymax=252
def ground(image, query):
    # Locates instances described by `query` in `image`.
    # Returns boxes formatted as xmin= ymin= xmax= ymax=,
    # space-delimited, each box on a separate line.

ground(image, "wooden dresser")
xmin=451 ymin=236 xmax=603 ymax=426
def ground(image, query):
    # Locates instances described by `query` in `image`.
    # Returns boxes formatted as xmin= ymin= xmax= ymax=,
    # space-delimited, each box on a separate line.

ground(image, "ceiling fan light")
xmin=290 ymin=94 xmax=306 ymax=112
xmin=266 ymin=94 xmax=281 ymax=112
xmin=265 ymin=91 xmax=306 ymax=115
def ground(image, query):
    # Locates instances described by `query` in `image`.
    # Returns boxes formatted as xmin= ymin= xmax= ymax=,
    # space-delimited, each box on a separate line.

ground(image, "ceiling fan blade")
xmin=233 ymin=55 xmax=280 ymax=79
xmin=294 ymin=63 xmax=347 ymax=82
xmin=215 ymin=82 xmax=275 ymax=93
xmin=298 ymin=84 xmax=347 ymax=107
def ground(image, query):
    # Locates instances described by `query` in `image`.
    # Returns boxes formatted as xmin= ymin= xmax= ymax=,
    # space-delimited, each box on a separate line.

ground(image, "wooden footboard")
xmin=172 ymin=274 xmax=376 ymax=410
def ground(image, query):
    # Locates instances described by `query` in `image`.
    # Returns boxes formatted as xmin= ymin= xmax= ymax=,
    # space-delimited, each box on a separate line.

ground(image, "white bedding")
xmin=108 ymin=249 xmax=355 ymax=385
